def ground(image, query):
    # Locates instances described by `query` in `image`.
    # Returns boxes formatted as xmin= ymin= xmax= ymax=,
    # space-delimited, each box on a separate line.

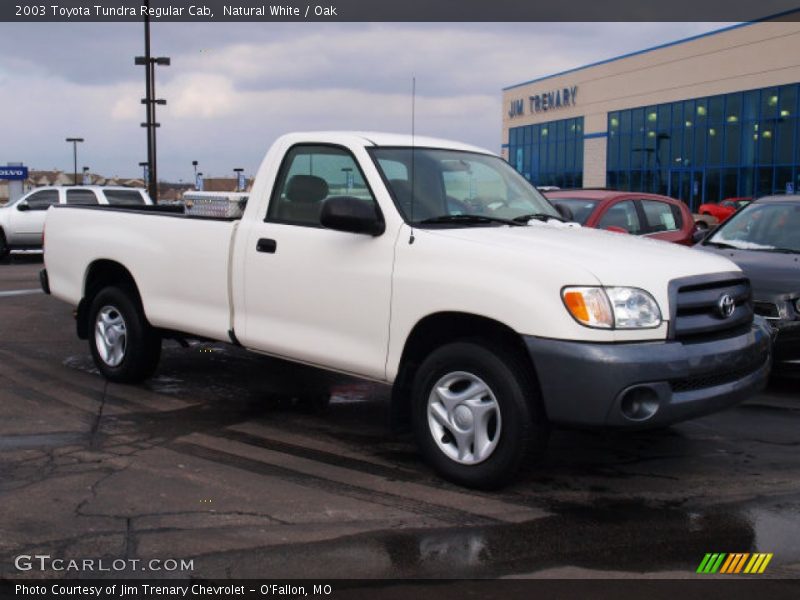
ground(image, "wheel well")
xmin=391 ymin=312 xmax=540 ymax=429
xmin=76 ymin=260 xmax=142 ymax=339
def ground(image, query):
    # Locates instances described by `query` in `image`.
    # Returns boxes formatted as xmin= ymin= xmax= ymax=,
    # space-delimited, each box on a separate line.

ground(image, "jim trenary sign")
xmin=508 ymin=86 xmax=578 ymax=118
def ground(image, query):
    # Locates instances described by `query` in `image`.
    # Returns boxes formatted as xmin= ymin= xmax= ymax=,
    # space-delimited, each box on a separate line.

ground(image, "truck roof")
xmin=277 ymin=131 xmax=493 ymax=155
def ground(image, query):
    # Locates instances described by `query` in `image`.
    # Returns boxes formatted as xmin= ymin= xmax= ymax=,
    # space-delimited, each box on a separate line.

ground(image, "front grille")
xmin=672 ymin=276 xmax=753 ymax=341
xmin=754 ymin=301 xmax=780 ymax=320
xmin=670 ymin=358 xmax=766 ymax=393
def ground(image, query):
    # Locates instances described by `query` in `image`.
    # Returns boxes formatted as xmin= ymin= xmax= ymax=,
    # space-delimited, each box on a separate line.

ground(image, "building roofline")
xmin=502 ymin=10 xmax=800 ymax=92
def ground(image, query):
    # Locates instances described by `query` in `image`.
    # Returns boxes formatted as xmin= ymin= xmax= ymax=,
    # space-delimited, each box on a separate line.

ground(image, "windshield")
xmin=546 ymin=197 xmax=598 ymax=225
xmin=707 ymin=201 xmax=800 ymax=253
xmin=370 ymin=147 xmax=559 ymax=225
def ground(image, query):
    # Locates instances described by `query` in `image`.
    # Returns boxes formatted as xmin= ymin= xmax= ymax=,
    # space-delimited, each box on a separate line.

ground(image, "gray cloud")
xmin=0 ymin=22 xmax=724 ymax=181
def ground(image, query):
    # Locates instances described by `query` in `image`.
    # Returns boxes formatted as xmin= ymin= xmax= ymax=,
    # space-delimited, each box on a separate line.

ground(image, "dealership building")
xmin=502 ymin=16 xmax=800 ymax=209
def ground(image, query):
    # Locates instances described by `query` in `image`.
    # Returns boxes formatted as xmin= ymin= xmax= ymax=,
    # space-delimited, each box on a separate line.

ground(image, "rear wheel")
xmin=411 ymin=341 xmax=548 ymax=489
xmin=88 ymin=286 xmax=161 ymax=383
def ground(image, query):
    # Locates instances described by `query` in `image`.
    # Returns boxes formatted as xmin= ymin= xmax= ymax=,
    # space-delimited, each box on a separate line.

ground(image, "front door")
xmin=236 ymin=144 xmax=395 ymax=380
xmin=7 ymin=189 xmax=60 ymax=245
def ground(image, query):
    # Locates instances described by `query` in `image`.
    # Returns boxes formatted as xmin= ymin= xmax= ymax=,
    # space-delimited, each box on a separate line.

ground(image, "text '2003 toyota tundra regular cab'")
xmin=41 ymin=132 xmax=771 ymax=488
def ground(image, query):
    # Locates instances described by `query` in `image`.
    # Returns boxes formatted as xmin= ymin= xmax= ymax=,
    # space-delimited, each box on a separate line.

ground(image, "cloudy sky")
xmin=0 ymin=22 xmax=726 ymax=181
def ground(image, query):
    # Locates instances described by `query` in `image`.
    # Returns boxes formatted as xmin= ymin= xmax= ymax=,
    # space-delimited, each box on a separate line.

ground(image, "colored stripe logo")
xmin=697 ymin=553 xmax=773 ymax=574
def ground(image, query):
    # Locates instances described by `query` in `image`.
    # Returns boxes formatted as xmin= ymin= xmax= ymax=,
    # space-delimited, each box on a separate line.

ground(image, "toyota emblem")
xmin=716 ymin=294 xmax=735 ymax=319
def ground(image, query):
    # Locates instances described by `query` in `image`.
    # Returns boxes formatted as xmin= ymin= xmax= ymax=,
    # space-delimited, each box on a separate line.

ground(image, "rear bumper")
xmin=524 ymin=319 xmax=772 ymax=429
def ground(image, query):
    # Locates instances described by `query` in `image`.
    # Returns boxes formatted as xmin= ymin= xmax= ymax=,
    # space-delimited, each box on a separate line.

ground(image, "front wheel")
xmin=411 ymin=341 xmax=548 ymax=489
xmin=88 ymin=286 xmax=161 ymax=383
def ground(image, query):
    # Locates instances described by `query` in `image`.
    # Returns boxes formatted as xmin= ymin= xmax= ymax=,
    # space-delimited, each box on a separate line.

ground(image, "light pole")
xmin=65 ymin=137 xmax=83 ymax=185
xmin=135 ymin=0 xmax=169 ymax=203
xmin=233 ymin=168 xmax=244 ymax=192
xmin=341 ymin=167 xmax=353 ymax=193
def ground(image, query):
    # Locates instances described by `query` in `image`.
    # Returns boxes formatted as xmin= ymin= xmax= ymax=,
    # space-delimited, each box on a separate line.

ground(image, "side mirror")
xmin=692 ymin=228 xmax=709 ymax=244
xmin=320 ymin=196 xmax=385 ymax=236
xmin=16 ymin=200 xmax=30 ymax=212
xmin=553 ymin=203 xmax=573 ymax=221
xmin=605 ymin=226 xmax=629 ymax=234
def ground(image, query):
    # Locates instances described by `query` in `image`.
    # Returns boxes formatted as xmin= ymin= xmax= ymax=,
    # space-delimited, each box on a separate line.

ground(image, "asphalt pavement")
xmin=1 ymin=255 xmax=799 ymax=580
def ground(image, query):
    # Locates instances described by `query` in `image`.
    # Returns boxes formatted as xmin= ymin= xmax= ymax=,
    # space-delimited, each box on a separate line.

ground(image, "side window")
xmin=66 ymin=189 xmax=99 ymax=205
xmin=24 ymin=190 xmax=59 ymax=210
xmin=640 ymin=199 xmax=681 ymax=232
xmin=267 ymin=145 xmax=376 ymax=227
xmin=597 ymin=200 xmax=642 ymax=234
xmin=105 ymin=190 xmax=145 ymax=205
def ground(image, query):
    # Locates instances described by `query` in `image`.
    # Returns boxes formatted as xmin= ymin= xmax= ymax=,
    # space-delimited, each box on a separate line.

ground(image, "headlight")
xmin=562 ymin=286 xmax=662 ymax=329
xmin=794 ymin=298 xmax=800 ymax=313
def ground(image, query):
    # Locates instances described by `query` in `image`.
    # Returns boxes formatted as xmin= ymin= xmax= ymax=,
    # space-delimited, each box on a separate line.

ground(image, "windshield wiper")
xmin=512 ymin=212 xmax=566 ymax=223
xmin=704 ymin=241 xmax=739 ymax=249
xmin=764 ymin=247 xmax=800 ymax=254
xmin=418 ymin=214 xmax=523 ymax=227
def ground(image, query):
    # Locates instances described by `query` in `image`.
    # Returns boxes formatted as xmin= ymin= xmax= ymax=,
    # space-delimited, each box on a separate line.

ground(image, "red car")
xmin=697 ymin=197 xmax=752 ymax=223
xmin=545 ymin=189 xmax=696 ymax=246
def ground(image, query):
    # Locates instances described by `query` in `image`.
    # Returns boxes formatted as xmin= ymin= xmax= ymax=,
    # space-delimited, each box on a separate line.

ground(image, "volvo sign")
xmin=0 ymin=166 xmax=28 ymax=180
xmin=508 ymin=86 xmax=578 ymax=118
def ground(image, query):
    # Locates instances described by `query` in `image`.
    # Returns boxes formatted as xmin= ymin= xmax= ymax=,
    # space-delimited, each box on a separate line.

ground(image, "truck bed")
xmin=45 ymin=204 xmax=238 ymax=341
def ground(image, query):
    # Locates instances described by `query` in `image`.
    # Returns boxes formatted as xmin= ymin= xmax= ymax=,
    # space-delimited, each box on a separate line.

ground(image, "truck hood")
xmin=426 ymin=223 xmax=741 ymax=287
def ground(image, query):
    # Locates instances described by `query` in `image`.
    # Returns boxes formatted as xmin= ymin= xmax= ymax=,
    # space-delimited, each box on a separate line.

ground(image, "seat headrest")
xmin=286 ymin=175 xmax=328 ymax=203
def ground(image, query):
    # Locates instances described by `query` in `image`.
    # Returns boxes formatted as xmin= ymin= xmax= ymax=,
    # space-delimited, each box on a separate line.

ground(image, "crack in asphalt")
xmin=89 ymin=381 xmax=109 ymax=448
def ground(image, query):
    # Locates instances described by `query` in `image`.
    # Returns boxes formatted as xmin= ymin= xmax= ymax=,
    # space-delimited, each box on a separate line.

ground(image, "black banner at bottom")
xmin=2 ymin=579 xmax=800 ymax=600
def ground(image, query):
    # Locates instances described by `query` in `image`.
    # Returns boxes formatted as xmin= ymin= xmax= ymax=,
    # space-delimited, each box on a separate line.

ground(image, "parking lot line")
xmin=0 ymin=288 xmax=42 ymax=298
xmin=179 ymin=431 xmax=550 ymax=525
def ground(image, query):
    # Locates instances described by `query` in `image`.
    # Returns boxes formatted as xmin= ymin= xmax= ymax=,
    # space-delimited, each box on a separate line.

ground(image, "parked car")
xmin=41 ymin=132 xmax=770 ymax=488
xmin=697 ymin=197 xmax=752 ymax=224
xmin=545 ymin=190 xmax=696 ymax=245
xmin=0 ymin=186 xmax=152 ymax=257
xmin=696 ymin=195 xmax=800 ymax=376
xmin=692 ymin=212 xmax=719 ymax=231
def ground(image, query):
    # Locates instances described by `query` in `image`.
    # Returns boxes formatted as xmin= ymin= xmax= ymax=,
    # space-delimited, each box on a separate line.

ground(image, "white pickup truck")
xmin=41 ymin=132 xmax=771 ymax=488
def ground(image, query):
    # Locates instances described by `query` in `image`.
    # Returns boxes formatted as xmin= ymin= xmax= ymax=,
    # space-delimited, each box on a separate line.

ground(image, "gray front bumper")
xmin=524 ymin=319 xmax=772 ymax=429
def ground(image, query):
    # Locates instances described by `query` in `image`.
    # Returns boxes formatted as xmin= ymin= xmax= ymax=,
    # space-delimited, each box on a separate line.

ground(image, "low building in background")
xmin=502 ymin=15 xmax=800 ymax=210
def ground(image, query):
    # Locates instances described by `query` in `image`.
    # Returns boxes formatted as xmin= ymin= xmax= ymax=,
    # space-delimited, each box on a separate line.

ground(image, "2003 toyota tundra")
xmin=40 ymin=132 xmax=771 ymax=488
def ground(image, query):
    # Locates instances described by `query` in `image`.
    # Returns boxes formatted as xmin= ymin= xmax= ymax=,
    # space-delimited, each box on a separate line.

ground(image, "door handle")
xmin=256 ymin=238 xmax=277 ymax=253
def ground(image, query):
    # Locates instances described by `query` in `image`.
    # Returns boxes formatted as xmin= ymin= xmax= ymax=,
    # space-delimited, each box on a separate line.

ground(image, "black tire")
xmin=411 ymin=341 xmax=549 ymax=489
xmin=0 ymin=229 xmax=9 ymax=260
xmin=88 ymin=285 xmax=161 ymax=383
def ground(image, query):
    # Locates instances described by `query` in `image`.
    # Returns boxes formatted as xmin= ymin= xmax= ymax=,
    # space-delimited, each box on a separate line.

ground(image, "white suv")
xmin=0 ymin=186 xmax=152 ymax=257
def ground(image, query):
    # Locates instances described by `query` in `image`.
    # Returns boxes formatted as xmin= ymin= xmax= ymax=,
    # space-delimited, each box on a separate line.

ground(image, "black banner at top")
xmin=3 ymin=0 xmax=800 ymax=22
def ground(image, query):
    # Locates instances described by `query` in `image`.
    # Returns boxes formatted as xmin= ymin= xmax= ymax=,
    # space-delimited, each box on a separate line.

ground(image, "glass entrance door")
xmin=668 ymin=169 xmax=705 ymax=210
